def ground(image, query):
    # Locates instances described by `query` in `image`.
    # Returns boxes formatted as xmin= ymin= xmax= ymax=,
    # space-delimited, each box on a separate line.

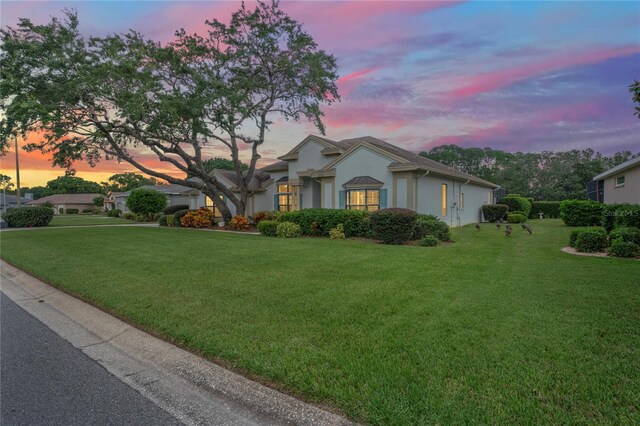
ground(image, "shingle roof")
xmin=0 ymin=193 xmax=30 ymax=205
xmin=343 ymin=176 xmax=384 ymax=186
xmin=27 ymin=193 xmax=102 ymax=205
xmin=260 ymin=161 xmax=289 ymax=172
xmin=593 ymin=156 xmax=640 ymax=180
xmin=276 ymin=176 xmax=289 ymax=183
xmin=120 ymin=184 xmax=198 ymax=196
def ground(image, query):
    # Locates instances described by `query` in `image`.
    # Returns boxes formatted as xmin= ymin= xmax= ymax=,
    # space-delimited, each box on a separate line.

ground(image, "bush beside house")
xmin=559 ymin=200 xmax=604 ymax=226
xmin=126 ymin=189 xmax=167 ymax=216
xmin=370 ymin=208 xmax=417 ymax=245
xmin=482 ymin=204 xmax=509 ymax=223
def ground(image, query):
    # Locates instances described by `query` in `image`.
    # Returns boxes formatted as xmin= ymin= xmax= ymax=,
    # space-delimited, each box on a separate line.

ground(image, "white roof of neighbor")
xmin=593 ymin=156 xmax=640 ymax=181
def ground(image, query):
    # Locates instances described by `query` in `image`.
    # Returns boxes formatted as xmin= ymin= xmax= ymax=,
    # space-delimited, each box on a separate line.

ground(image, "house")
xmin=0 ymin=193 xmax=31 ymax=215
xmin=28 ymin=193 xmax=102 ymax=213
xmin=114 ymin=184 xmax=202 ymax=213
xmin=588 ymin=156 xmax=640 ymax=204
xmin=211 ymin=135 xmax=498 ymax=227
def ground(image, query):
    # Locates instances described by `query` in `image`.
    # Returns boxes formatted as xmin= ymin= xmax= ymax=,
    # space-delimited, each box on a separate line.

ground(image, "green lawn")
xmin=48 ymin=214 xmax=132 ymax=227
xmin=1 ymin=220 xmax=638 ymax=424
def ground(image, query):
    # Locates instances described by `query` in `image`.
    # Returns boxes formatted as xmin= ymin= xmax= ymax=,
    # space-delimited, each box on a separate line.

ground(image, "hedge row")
xmin=500 ymin=195 xmax=532 ymax=219
xmin=560 ymin=201 xmax=640 ymax=229
xmin=4 ymin=207 xmax=54 ymax=228
xmin=482 ymin=204 xmax=509 ymax=223
xmin=278 ymin=208 xmax=370 ymax=238
xmin=529 ymin=201 xmax=561 ymax=219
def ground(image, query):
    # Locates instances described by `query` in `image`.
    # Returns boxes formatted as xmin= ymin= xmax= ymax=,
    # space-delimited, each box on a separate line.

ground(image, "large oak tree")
xmin=0 ymin=1 xmax=339 ymax=221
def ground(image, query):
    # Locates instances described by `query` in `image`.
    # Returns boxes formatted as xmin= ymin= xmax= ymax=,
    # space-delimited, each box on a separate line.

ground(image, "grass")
xmin=48 ymin=214 xmax=132 ymax=227
xmin=1 ymin=220 xmax=638 ymax=424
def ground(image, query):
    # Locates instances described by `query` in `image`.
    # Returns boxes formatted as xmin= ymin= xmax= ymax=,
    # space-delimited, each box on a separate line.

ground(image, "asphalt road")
xmin=0 ymin=293 xmax=181 ymax=426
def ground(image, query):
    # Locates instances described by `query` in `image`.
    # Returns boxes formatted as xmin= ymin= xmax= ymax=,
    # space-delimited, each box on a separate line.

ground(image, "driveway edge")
xmin=0 ymin=260 xmax=351 ymax=426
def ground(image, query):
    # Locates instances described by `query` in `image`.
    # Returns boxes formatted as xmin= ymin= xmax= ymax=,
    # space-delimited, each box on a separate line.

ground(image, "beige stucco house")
xmin=209 ymin=135 xmax=498 ymax=227
xmin=28 ymin=193 xmax=102 ymax=213
xmin=113 ymin=184 xmax=202 ymax=213
xmin=588 ymin=156 xmax=640 ymax=204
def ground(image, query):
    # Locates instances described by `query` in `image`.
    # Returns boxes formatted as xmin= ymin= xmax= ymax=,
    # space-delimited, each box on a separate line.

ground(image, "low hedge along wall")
xmin=279 ymin=208 xmax=370 ymax=238
xmin=4 ymin=207 xmax=54 ymax=227
xmin=482 ymin=204 xmax=509 ymax=223
xmin=370 ymin=208 xmax=417 ymax=245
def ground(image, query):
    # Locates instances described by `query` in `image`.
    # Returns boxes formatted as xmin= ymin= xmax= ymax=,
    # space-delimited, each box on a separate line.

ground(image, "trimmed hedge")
xmin=530 ymin=201 xmax=561 ymax=219
xmin=163 ymin=204 xmax=190 ymax=215
xmin=413 ymin=215 xmax=450 ymax=241
xmin=482 ymin=204 xmax=509 ymax=223
xmin=419 ymin=235 xmax=440 ymax=247
xmin=172 ymin=209 xmax=190 ymax=227
xmin=258 ymin=220 xmax=278 ymax=237
xmin=276 ymin=221 xmax=301 ymax=238
xmin=82 ymin=209 xmax=93 ymax=213
xmin=609 ymin=226 xmax=640 ymax=245
xmin=613 ymin=204 xmax=640 ymax=229
xmin=559 ymin=200 xmax=604 ymax=227
xmin=107 ymin=209 xmax=122 ymax=217
xmin=66 ymin=208 xmax=79 ymax=214
xmin=158 ymin=215 xmax=168 ymax=226
xmin=574 ymin=228 xmax=609 ymax=253
xmin=569 ymin=227 xmax=606 ymax=247
xmin=4 ymin=207 xmax=54 ymax=228
xmin=370 ymin=208 xmax=417 ymax=245
xmin=507 ymin=212 xmax=527 ymax=223
xmin=500 ymin=196 xmax=532 ymax=218
xmin=126 ymin=189 xmax=167 ymax=215
xmin=608 ymin=240 xmax=640 ymax=258
xmin=279 ymin=208 xmax=370 ymax=238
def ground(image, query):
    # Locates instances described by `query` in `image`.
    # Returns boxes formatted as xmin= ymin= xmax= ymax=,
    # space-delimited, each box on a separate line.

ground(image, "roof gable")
xmin=278 ymin=135 xmax=338 ymax=161
xmin=322 ymin=140 xmax=409 ymax=170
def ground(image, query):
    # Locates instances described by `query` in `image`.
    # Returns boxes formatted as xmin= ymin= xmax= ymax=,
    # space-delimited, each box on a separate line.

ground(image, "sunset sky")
xmin=1 ymin=1 xmax=639 ymax=187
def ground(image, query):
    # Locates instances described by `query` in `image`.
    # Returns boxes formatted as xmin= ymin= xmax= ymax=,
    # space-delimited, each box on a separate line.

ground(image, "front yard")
xmin=1 ymin=220 xmax=638 ymax=424
xmin=48 ymin=214 xmax=133 ymax=227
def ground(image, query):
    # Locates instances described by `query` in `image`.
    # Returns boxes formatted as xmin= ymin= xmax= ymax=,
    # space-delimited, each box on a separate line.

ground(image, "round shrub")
xmin=230 ymin=215 xmax=250 ymax=230
xmin=122 ymin=212 xmax=135 ymax=220
xmin=253 ymin=211 xmax=269 ymax=225
xmin=276 ymin=221 xmax=301 ymax=238
xmin=574 ymin=228 xmax=608 ymax=253
xmin=569 ymin=227 xmax=606 ymax=247
xmin=58 ymin=207 xmax=63 ymax=214
xmin=107 ymin=208 xmax=122 ymax=217
xmin=559 ymin=200 xmax=604 ymax=227
xmin=173 ymin=209 xmax=190 ymax=227
xmin=165 ymin=214 xmax=176 ymax=226
xmin=258 ymin=220 xmax=278 ymax=236
xmin=370 ymin=208 xmax=417 ymax=245
xmin=413 ymin=215 xmax=450 ymax=241
xmin=4 ymin=207 xmax=54 ymax=228
xmin=608 ymin=240 xmax=640 ymax=258
xmin=126 ymin=189 xmax=167 ymax=215
xmin=482 ymin=204 xmax=509 ymax=223
xmin=329 ymin=224 xmax=345 ymax=240
xmin=419 ymin=235 xmax=440 ymax=247
xmin=609 ymin=226 xmax=640 ymax=245
xmin=507 ymin=212 xmax=527 ymax=223
xmin=158 ymin=215 xmax=168 ymax=226
xmin=180 ymin=208 xmax=214 ymax=228
xmin=500 ymin=196 xmax=532 ymax=218
xmin=163 ymin=204 xmax=189 ymax=215
xmin=66 ymin=208 xmax=79 ymax=214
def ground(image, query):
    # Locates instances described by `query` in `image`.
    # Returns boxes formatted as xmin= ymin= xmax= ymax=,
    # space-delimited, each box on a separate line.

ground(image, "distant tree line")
xmin=420 ymin=146 xmax=639 ymax=201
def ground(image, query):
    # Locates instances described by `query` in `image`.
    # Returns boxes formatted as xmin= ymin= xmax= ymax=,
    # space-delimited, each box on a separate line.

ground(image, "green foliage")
xmin=276 ymin=221 xmax=301 ymax=238
xmin=102 ymin=173 xmax=157 ymax=192
xmin=4 ymin=207 xmax=54 ymax=227
xmin=163 ymin=204 xmax=190 ymax=215
xmin=279 ymin=209 xmax=370 ymax=238
xmin=500 ymin=195 xmax=532 ymax=218
xmin=608 ymin=240 xmax=640 ymax=258
xmin=601 ymin=204 xmax=622 ymax=232
xmin=507 ymin=212 xmax=527 ymax=223
xmin=172 ymin=209 xmax=190 ymax=227
xmin=258 ymin=220 xmax=278 ymax=237
xmin=568 ymin=227 xmax=606 ymax=247
xmin=631 ymin=79 xmax=640 ymax=118
xmin=92 ymin=196 xmax=104 ymax=207
xmin=609 ymin=226 xmax=640 ymax=245
xmin=482 ymin=204 xmax=509 ymax=223
xmin=66 ymin=208 xmax=79 ymax=214
xmin=126 ymin=189 xmax=166 ymax=215
xmin=202 ymin=158 xmax=248 ymax=173
xmin=370 ymin=208 xmax=417 ymax=245
xmin=0 ymin=174 xmax=13 ymax=190
xmin=58 ymin=207 xmax=63 ymax=214
xmin=165 ymin=214 xmax=177 ymax=227
xmin=413 ymin=215 xmax=450 ymax=241
xmin=559 ymin=200 xmax=604 ymax=227
xmin=574 ymin=228 xmax=609 ymax=253
xmin=158 ymin=214 xmax=168 ymax=226
xmin=530 ymin=201 xmax=561 ymax=219
xmin=107 ymin=208 xmax=122 ymax=217
xmin=81 ymin=209 xmax=92 ymax=213
xmin=40 ymin=175 xmax=103 ymax=196
xmin=613 ymin=204 xmax=640 ymax=229
xmin=419 ymin=235 xmax=440 ymax=247
xmin=329 ymin=224 xmax=345 ymax=240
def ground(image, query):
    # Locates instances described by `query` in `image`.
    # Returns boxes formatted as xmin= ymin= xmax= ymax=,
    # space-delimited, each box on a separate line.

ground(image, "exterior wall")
xmin=287 ymin=140 xmax=332 ymax=180
xmin=603 ymin=165 xmax=640 ymax=204
xmin=54 ymin=203 xmax=95 ymax=213
xmin=253 ymin=171 xmax=287 ymax=213
xmin=333 ymin=147 xmax=394 ymax=206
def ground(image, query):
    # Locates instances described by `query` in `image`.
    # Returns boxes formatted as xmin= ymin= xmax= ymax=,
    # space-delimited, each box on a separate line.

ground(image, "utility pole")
xmin=15 ymin=136 xmax=21 ymax=207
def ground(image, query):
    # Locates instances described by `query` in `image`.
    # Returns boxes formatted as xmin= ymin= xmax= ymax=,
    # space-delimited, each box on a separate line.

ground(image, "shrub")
xmin=613 ymin=204 xmax=640 ymax=229
xmin=122 ymin=212 xmax=136 ymax=220
xmin=58 ymin=207 xmax=63 ymax=214
xmin=163 ymin=204 xmax=190 ymax=215
xmin=279 ymin=208 xmax=370 ymax=238
xmin=276 ymin=221 xmax=301 ymax=238
xmin=413 ymin=215 xmax=450 ymax=241
xmin=609 ymin=226 xmax=640 ymax=245
xmin=66 ymin=208 xmax=79 ymax=214
xmin=258 ymin=220 xmax=278 ymax=236
xmin=601 ymin=204 xmax=622 ymax=232
xmin=158 ymin=215 xmax=168 ymax=226
xmin=530 ymin=201 xmax=561 ymax=219
xmin=165 ymin=214 xmax=176 ymax=226
xmin=608 ymin=240 xmax=640 ymax=258
xmin=507 ymin=212 xmax=527 ymax=223
xmin=126 ymin=189 xmax=167 ymax=215
xmin=500 ymin=196 xmax=532 ymax=218
xmin=419 ymin=235 xmax=440 ymax=247
xmin=569 ymin=227 xmax=606 ymax=247
xmin=329 ymin=224 xmax=345 ymax=240
xmin=253 ymin=211 xmax=269 ymax=225
xmin=107 ymin=209 xmax=122 ymax=217
xmin=4 ymin=207 xmax=54 ymax=228
xmin=230 ymin=215 xmax=250 ymax=230
xmin=173 ymin=209 xmax=190 ymax=227
xmin=370 ymin=208 xmax=417 ymax=245
xmin=180 ymin=208 xmax=214 ymax=228
xmin=482 ymin=204 xmax=509 ymax=223
xmin=559 ymin=200 xmax=604 ymax=227
xmin=82 ymin=209 xmax=93 ymax=213
xmin=575 ymin=228 xmax=609 ymax=253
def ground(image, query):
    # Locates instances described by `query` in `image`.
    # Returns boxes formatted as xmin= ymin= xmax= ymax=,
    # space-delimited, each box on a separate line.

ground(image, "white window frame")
xmin=615 ymin=175 xmax=625 ymax=188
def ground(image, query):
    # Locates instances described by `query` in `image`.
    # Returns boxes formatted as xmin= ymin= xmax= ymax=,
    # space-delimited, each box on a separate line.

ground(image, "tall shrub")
xmin=370 ymin=208 xmax=417 ymax=244
xmin=482 ymin=204 xmax=509 ymax=222
xmin=559 ymin=200 xmax=604 ymax=226
xmin=530 ymin=201 xmax=561 ymax=219
xmin=500 ymin=195 xmax=532 ymax=218
xmin=126 ymin=189 xmax=167 ymax=215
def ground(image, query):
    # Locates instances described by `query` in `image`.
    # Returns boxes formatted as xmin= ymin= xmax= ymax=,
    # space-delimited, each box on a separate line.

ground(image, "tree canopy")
xmin=0 ymin=1 xmax=339 ymax=221
xmin=421 ymin=145 xmax=639 ymax=200
xmin=631 ymin=80 xmax=640 ymax=118
xmin=102 ymin=172 xmax=158 ymax=192
xmin=42 ymin=173 xmax=104 ymax=196
xmin=202 ymin=157 xmax=249 ymax=173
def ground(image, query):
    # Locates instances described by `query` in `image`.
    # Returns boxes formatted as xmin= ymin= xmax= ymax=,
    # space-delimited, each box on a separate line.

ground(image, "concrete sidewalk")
xmin=0 ymin=261 xmax=350 ymax=426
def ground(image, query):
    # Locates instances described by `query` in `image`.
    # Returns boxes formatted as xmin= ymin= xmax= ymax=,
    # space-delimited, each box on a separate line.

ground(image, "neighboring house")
xmin=0 ymin=193 xmax=31 ymax=215
xmin=28 ymin=193 xmax=102 ymax=213
xmin=104 ymin=192 xmax=126 ymax=211
xmin=211 ymin=135 xmax=498 ymax=227
xmin=114 ymin=184 xmax=202 ymax=213
xmin=588 ymin=156 xmax=640 ymax=204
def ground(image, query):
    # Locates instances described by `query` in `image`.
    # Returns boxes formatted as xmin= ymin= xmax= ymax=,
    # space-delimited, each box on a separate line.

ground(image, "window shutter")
xmin=379 ymin=189 xmax=387 ymax=209
xmin=339 ymin=190 xmax=346 ymax=209
xmin=300 ymin=193 xmax=303 ymax=209
xmin=273 ymin=194 xmax=278 ymax=211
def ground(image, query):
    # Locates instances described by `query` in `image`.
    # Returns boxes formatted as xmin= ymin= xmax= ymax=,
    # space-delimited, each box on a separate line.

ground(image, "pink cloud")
xmin=447 ymin=45 xmax=640 ymax=99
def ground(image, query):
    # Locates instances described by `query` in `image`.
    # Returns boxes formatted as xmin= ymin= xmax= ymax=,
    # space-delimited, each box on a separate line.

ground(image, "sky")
xmin=1 ymin=0 xmax=639 ymax=187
